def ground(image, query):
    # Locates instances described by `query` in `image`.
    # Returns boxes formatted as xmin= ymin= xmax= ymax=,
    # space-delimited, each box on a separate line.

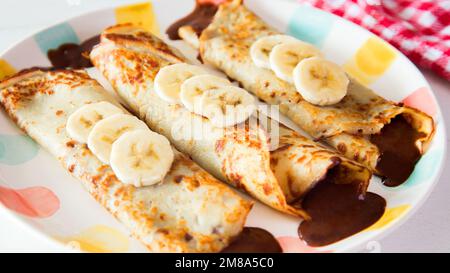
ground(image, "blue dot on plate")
xmin=0 ymin=135 xmax=39 ymax=165
xmin=287 ymin=6 xmax=335 ymax=48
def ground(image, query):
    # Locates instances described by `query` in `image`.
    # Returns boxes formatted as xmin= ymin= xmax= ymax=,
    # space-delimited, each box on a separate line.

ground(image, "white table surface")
xmin=1 ymin=0 xmax=449 ymax=253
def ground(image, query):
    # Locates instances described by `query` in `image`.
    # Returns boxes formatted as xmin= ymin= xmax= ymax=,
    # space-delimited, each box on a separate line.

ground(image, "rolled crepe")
xmin=179 ymin=0 xmax=435 ymax=180
xmin=91 ymin=24 xmax=372 ymax=218
xmin=0 ymin=68 xmax=251 ymax=253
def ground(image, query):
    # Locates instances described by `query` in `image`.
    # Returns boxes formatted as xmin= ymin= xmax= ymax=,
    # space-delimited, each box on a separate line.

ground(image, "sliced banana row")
xmin=201 ymin=86 xmax=256 ymax=128
xmin=110 ymin=130 xmax=174 ymax=187
xmin=87 ymin=114 xmax=148 ymax=164
xmin=66 ymin=101 xmax=124 ymax=143
xmin=250 ymin=35 xmax=349 ymax=106
xmin=66 ymin=101 xmax=174 ymax=187
xmin=180 ymin=74 xmax=231 ymax=113
xmin=154 ymin=63 xmax=256 ymax=128
xmin=154 ymin=63 xmax=208 ymax=104
xmin=293 ymin=57 xmax=348 ymax=106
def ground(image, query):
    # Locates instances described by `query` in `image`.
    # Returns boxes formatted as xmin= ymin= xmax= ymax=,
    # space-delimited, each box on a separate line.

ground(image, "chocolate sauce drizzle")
xmin=166 ymin=1 xmax=218 ymax=40
xmin=47 ymin=35 xmax=100 ymax=69
xmin=371 ymin=115 xmax=424 ymax=187
xmin=221 ymin=227 xmax=282 ymax=253
xmin=298 ymin=167 xmax=386 ymax=247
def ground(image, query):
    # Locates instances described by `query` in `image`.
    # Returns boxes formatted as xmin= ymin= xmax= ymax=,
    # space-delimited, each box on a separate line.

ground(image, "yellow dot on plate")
xmin=60 ymin=225 xmax=130 ymax=253
xmin=0 ymin=59 xmax=16 ymax=81
xmin=115 ymin=2 xmax=160 ymax=36
xmin=365 ymin=204 xmax=410 ymax=232
xmin=344 ymin=37 xmax=396 ymax=85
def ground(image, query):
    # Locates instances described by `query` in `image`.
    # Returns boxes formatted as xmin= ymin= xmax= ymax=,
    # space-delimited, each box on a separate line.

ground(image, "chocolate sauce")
xmin=221 ymin=227 xmax=282 ymax=253
xmin=47 ymin=35 xmax=100 ymax=69
xmin=298 ymin=169 xmax=386 ymax=247
xmin=166 ymin=2 xmax=218 ymax=40
xmin=370 ymin=115 xmax=424 ymax=187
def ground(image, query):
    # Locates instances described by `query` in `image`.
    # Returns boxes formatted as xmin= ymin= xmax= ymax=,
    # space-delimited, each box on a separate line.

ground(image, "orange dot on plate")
xmin=0 ymin=59 xmax=16 ymax=81
xmin=0 ymin=185 xmax=60 ymax=218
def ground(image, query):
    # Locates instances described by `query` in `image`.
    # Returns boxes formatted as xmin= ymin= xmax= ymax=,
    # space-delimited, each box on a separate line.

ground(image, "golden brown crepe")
xmin=179 ymin=0 xmax=435 ymax=179
xmin=91 ymin=24 xmax=372 ymax=218
xmin=0 ymin=68 xmax=251 ymax=253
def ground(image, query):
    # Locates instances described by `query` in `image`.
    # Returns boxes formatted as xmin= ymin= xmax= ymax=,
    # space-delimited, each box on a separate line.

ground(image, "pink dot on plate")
xmin=402 ymin=87 xmax=437 ymax=117
xmin=277 ymin=236 xmax=332 ymax=253
xmin=0 ymin=186 xmax=60 ymax=218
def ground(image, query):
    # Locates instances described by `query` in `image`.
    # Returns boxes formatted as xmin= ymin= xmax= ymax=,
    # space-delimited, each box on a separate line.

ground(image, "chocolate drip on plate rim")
xmin=166 ymin=1 xmax=218 ymax=40
xmin=47 ymin=35 xmax=100 ymax=69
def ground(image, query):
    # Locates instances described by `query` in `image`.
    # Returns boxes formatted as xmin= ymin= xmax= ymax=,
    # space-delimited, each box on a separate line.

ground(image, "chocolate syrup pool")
xmin=298 ymin=174 xmax=386 ymax=247
xmin=166 ymin=1 xmax=218 ymax=40
xmin=47 ymin=35 xmax=100 ymax=69
xmin=371 ymin=115 xmax=424 ymax=187
xmin=221 ymin=227 xmax=282 ymax=253
xmin=299 ymin=115 xmax=424 ymax=246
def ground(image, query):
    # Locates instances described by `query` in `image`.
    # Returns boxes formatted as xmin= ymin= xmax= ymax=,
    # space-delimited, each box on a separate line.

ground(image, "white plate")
xmin=0 ymin=0 xmax=445 ymax=252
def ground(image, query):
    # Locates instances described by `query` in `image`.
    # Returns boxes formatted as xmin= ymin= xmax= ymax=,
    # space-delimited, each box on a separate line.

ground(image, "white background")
xmin=0 ymin=0 xmax=449 ymax=252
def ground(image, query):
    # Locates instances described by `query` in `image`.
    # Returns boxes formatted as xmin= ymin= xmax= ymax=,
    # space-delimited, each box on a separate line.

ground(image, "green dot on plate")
xmin=404 ymin=149 xmax=444 ymax=187
xmin=0 ymin=135 xmax=39 ymax=165
xmin=34 ymin=22 xmax=79 ymax=55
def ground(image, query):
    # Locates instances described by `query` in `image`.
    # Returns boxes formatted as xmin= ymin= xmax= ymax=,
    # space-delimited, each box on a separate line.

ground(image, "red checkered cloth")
xmin=297 ymin=0 xmax=450 ymax=81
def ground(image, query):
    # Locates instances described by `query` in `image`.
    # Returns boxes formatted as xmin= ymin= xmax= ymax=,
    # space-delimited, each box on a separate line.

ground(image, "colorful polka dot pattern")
xmin=402 ymin=87 xmax=437 ymax=117
xmin=277 ymin=236 xmax=332 ymax=253
xmin=287 ymin=5 xmax=334 ymax=47
xmin=0 ymin=135 xmax=39 ymax=165
xmin=34 ymin=22 xmax=80 ymax=55
xmin=365 ymin=205 xmax=411 ymax=231
xmin=344 ymin=37 xmax=397 ymax=85
xmin=403 ymin=149 xmax=443 ymax=187
xmin=115 ymin=2 xmax=160 ymax=36
xmin=60 ymin=225 xmax=129 ymax=253
xmin=0 ymin=59 xmax=16 ymax=81
xmin=0 ymin=186 xmax=60 ymax=218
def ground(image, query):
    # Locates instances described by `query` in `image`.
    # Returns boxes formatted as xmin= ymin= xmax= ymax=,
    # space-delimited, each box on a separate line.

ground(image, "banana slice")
xmin=293 ymin=57 xmax=349 ymax=106
xmin=66 ymin=101 xmax=124 ymax=143
xmin=200 ymin=86 xmax=256 ymax=128
xmin=250 ymin=35 xmax=297 ymax=69
xmin=110 ymin=129 xmax=174 ymax=187
xmin=180 ymin=74 xmax=231 ymax=114
xmin=154 ymin=63 xmax=208 ymax=104
xmin=269 ymin=41 xmax=322 ymax=83
xmin=87 ymin=114 xmax=149 ymax=163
